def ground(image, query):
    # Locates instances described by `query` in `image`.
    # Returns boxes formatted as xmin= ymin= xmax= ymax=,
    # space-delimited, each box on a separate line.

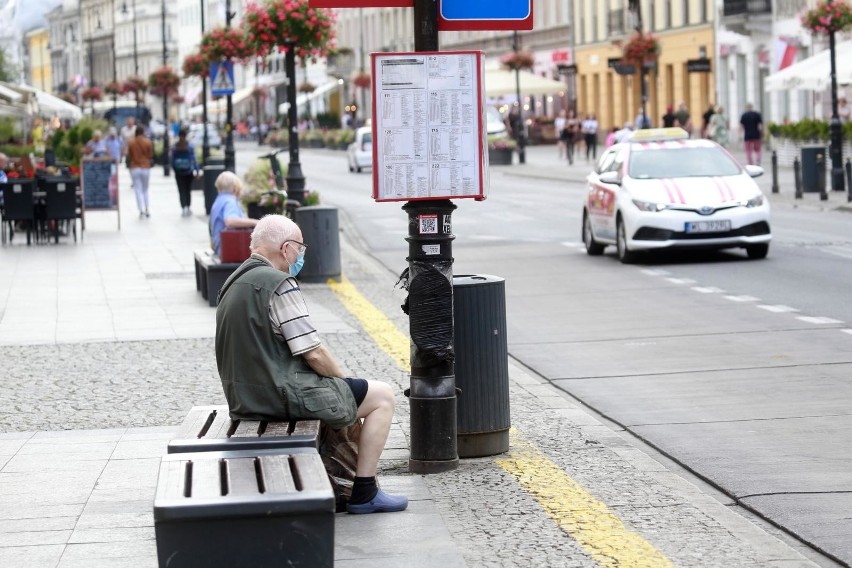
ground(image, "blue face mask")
xmin=289 ymin=252 xmax=305 ymax=278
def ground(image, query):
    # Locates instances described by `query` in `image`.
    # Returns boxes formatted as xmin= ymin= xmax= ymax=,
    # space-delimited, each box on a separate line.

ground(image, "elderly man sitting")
xmin=0 ymin=153 xmax=8 ymax=183
xmin=215 ymin=214 xmax=408 ymax=514
xmin=208 ymin=171 xmax=258 ymax=257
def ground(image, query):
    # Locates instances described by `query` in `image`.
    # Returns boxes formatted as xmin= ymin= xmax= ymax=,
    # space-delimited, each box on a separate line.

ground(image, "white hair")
xmin=250 ymin=214 xmax=299 ymax=250
xmin=215 ymin=171 xmax=243 ymax=194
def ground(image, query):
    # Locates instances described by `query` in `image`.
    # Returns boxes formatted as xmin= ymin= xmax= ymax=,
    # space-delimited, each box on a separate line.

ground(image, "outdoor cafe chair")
xmin=43 ymin=177 xmax=80 ymax=244
xmin=0 ymin=180 xmax=37 ymax=245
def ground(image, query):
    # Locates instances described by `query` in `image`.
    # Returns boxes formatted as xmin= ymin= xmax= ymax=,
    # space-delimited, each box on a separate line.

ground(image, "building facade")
xmin=47 ymin=1 xmax=83 ymax=94
xmin=24 ymin=27 xmax=53 ymax=93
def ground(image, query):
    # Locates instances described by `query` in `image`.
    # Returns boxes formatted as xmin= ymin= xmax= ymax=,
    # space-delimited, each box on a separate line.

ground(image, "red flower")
xmin=243 ymin=0 xmax=335 ymax=60
xmin=500 ymin=50 xmax=535 ymax=71
xmin=621 ymin=33 xmax=661 ymax=65
xmin=148 ymin=66 xmax=181 ymax=98
xmin=183 ymin=52 xmax=209 ymax=77
xmin=352 ymin=72 xmax=371 ymax=89
xmin=801 ymin=0 xmax=852 ymax=35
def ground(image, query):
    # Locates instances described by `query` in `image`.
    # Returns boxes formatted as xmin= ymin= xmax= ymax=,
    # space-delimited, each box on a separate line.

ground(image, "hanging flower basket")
xmin=622 ymin=33 xmax=661 ymax=65
xmin=352 ymin=72 xmax=371 ymax=89
xmin=200 ymin=27 xmax=256 ymax=63
xmin=801 ymin=0 xmax=852 ymax=35
xmin=182 ymin=52 xmax=209 ymax=78
xmin=252 ymin=85 xmax=268 ymax=99
xmin=298 ymin=81 xmax=316 ymax=93
xmin=148 ymin=66 xmax=181 ymax=98
xmin=122 ymin=75 xmax=148 ymax=95
xmin=103 ymin=81 xmax=122 ymax=96
xmin=500 ymin=50 xmax=535 ymax=71
xmin=81 ymin=87 xmax=102 ymax=102
xmin=171 ymin=94 xmax=185 ymax=105
xmin=243 ymin=0 xmax=336 ymax=60
xmin=59 ymin=92 xmax=77 ymax=104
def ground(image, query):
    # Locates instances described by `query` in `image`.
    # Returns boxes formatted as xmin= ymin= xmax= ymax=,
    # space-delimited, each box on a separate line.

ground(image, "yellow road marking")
xmin=327 ymin=277 xmax=409 ymax=370
xmin=330 ymin=276 xmax=675 ymax=567
xmin=497 ymin=430 xmax=675 ymax=567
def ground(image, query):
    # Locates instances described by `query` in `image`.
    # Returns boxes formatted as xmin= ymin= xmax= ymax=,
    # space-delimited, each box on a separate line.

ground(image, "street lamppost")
xmin=121 ymin=0 xmax=139 ymax=108
xmin=160 ymin=0 xmax=170 ymax=176
xmin=512 ymin=31 xmax=526 ymax=164
xmin=284 ymin=41 xmax=306 ymax=203
xmin=828 ymin=29 xmax=845 ymax=193
xmin=628 ymin=0 xmax=649 ymax=129
xmin=223 ymin=0 xmax=236 ymax=173
xmin=200 ymin=0 xmax=209 ymax=164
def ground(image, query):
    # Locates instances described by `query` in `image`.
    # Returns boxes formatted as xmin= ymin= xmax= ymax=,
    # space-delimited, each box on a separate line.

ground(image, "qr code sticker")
xmin=419 ymin=215 xmax=438 ymax=234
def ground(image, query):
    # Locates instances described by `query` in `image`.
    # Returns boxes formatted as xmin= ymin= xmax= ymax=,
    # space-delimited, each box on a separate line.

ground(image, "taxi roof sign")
xmin=629 ymin=127 xmax=689 ymax=142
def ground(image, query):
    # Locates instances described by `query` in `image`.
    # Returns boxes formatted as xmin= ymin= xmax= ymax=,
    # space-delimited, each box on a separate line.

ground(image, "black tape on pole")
xmin=406 ymin=262 xmax=454 ymax=366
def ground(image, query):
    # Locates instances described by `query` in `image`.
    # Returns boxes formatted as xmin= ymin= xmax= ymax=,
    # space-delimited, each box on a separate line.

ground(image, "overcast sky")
xmin=1 ymin=0 xmax=63 ymax=33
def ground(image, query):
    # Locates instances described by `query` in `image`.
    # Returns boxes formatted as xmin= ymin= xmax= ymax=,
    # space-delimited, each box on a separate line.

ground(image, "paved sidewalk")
xmin=0 ymin=146 xmax=838 ymax=567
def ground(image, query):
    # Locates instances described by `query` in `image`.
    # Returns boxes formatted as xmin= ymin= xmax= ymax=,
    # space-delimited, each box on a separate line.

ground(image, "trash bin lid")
xmin=453 ymin=274 xmax=504 ymax=287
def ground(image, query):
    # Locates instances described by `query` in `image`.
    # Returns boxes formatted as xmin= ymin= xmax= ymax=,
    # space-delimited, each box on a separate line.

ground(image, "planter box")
xmin=770 ymin=136 xmax=852 ymax=168
xmin=247 ymin=203 xmax=280 ymax=220
xmin=488 ymin=148 xmax=514 ymax=165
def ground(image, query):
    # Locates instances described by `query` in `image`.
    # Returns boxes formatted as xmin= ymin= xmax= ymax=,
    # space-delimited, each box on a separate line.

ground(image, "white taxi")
xmin=582 ymin=128 xmax=771 ymax=263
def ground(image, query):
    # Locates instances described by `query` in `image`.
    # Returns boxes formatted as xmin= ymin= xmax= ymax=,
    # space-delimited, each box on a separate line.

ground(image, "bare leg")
xmin=355 ymin=380 xmax=395 ymax=477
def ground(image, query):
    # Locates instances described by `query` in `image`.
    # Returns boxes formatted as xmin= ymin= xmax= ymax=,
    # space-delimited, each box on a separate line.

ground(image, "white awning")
xmin=187 ymin=86 xmax=256 ymax=117
xmin=0 ymin=82 xmax=83 ymax=120
xmin=765 ymin=41 xmax=852 ymax=91
xmin=278 ymin=80 xmax=342 ymax=114
xmin=483 ymin=66 xmax=568 ymax=98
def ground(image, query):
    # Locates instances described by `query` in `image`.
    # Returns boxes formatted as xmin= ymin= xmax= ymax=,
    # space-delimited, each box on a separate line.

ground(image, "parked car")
xmin=347 ymin=126 xmax=372 ymax=173
xmin=582 ymin=127 xmax=771 ymax=263
xmin=188 ymin=123 xmax=223 ymax=149
xmin=486 ymin=106 xmax=508 ymax=137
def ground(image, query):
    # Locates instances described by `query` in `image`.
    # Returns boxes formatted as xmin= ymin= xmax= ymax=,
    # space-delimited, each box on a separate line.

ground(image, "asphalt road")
xmin=240 ymin=145 xmax=852 ymax=566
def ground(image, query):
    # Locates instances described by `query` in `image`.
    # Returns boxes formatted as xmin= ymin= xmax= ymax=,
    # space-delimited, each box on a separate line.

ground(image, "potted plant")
xmin=241 ymin=158 xmax=288 ymax=218
xmin=122 ymin=75 xmax=147 ymax=103
xmin=487 ymin=135 xmax=517 ymax=165
xmin=801 ymin=0 xmax=852 ymax=35
xmin=103 ymin=81 xmax=123 ymax=97
xmin=500 ymin=50 xmax=535 ymax=71
xmin=243 ymin=0 xmax=336 ymax=59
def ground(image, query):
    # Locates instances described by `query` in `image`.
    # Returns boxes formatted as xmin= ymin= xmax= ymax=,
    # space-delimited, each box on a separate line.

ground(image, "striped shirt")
xmin=249 ymin=254 xmax=321 ymax=355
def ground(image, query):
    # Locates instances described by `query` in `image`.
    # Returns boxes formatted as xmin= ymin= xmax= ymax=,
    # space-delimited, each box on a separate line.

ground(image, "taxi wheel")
xmin=583 ymin=213 xmax=605 ymax=255
xmin=616 ymin=217 xmax=638 ymax=264
xmin=746 ymin=243 xmax=769 ymax=259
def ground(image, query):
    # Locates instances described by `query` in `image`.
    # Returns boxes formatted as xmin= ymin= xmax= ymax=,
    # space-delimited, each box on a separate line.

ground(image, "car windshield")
xmin=628 ymin=147 xmax=741 ymax=179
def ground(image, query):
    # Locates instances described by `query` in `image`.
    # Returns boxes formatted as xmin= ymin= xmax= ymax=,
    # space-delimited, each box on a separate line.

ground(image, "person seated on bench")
xmin=209 ymin=171 xmax=258 ymax=256
xmin=215 ymin=215 xmax=408 ymax=515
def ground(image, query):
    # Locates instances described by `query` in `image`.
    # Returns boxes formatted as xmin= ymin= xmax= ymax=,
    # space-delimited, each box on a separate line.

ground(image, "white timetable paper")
xmin=372 ymin=51 xmax=488 ymax=202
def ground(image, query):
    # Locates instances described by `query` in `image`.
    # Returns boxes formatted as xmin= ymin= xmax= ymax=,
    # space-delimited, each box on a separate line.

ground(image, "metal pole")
xmin=223 ymin=0 xmax=236 ymax=173
xmin=513 ymin=31 xmax=526 ymax=164
xmin=359 ymin=7 xmax=366 ymax=127
xmin=828 ymin=30 xmax=844 ymax=192
xmin=161 ymin=0 xmax=170 ymax=176
xmin=406 ymin=0 xmax=458 ymax=475
xmin=794 ymin=157 xmax=803 ymax=199
xmin=132 ymin=0 xmax=139 ymax=109
xmin=846 ymin=159 xmax=852 ymax=202
xmin=285 ymin=42 xmax=306 ymax=203
xmin=200 ymin=0 xmax=209 ymax=164
xmin=771 ymin=150 xmax=779 ymax=194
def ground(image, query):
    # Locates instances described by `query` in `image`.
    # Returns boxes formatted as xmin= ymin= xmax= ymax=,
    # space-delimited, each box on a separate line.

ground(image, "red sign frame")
xmin=438 ymin=1 xmax=533 ymax=31
xmin=309 ymin=1 xmax=412 ymax=6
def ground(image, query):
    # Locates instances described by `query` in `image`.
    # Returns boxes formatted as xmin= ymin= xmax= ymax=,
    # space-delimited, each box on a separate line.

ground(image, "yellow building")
xmin=572 ymin=0 xmax=714 ymax=134
xmin=26 ymin=27 xmax=52 ymax=93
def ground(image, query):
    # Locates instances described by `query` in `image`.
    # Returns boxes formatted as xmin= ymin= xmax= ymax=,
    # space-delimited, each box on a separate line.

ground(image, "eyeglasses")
xmin=281 ymin=240 xmax=308 ymax=255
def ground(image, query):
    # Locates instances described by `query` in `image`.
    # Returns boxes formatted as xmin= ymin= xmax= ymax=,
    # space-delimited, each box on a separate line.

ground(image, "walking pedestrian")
xmin=739 ymin=103 xmax=764 ymax=165
xmin=708 ymin=106 xmax=729 ymax=147
xmin=105 ymin=127 xmax=122 ymax=162
xmin=662 ymin=105 xmax=677 ymax=128
xmin=674 ymin=102 xmax=692 ymax=136
xmin=701 ymin=104 xmax=716 ymax=138
xmin=120 ymin=117 xmax=136 ymax=168
xmin=126 ymin=126 xmax=154 ymax=219
xmin=215 ymin=214 xmax=409 ymax=514
xmin=554 ymin=110 xmax=567 ymax=159
xmin=563 ymin=110 xmax=580 ymax=165
xmin=582 ymin=113 xmax=599 ymax=162
xmin=171 ymin=128 xmax=201 ymax=217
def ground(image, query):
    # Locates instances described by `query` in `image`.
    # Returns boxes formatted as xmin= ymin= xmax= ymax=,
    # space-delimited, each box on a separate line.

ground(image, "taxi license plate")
xmin=685 ymin=220 xmax=731 ymax=233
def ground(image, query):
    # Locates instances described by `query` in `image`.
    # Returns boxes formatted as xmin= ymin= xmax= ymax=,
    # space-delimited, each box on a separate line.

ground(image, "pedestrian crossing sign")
xmin=210 ymin=61 xmax=235 ymax=96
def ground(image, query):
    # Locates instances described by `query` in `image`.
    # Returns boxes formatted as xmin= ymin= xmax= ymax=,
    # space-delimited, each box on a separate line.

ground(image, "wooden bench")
xmin=168 ymin=405 xmax=321 ymax=454
xmin=193 ymin=249 xmax=240 ymax=307
xmin=153 ymin=448 xmax=334 ymax=568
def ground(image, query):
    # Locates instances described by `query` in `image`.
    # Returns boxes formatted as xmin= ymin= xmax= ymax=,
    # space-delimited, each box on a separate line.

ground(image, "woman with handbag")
xmin=126 ymin=126 xmax=154 ymax=219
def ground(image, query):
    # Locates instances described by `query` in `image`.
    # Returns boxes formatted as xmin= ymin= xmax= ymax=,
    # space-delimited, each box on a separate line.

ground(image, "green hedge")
xmin=767 ymin=119 xmax=852 ymax=141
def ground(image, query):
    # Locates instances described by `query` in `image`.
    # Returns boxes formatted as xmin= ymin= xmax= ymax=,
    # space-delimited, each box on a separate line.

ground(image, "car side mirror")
xmin=744 ymin=165 xmax=764 ymax=178
xmin=599 ymin=171 xmax=621 ymax=185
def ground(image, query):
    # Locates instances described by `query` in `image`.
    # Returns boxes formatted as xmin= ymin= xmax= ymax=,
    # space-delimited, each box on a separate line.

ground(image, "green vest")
xmin=215 ymin=257 xmax=357 ymax=430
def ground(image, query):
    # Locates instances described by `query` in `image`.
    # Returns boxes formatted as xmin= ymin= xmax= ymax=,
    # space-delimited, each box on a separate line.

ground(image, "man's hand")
xmin=302 ymin=344 xmax=346 ymax=378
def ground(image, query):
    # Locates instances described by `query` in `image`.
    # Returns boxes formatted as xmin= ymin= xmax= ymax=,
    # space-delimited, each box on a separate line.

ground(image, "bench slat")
xmin=258 ymin=455 xmax=297 ymax=495
xmin=292 ymin=454 xmax=330 ymax=492
xmin=231 ymin=420 xmax=261 ymax=438
xmin=226 ymin=457 xmax=261 ymax=496
xmin=261 ymin=421 xmax=292 ymax=437
xmin=290 ymin=420 xmax=321 ymax=438
xmin=205 ymin=411 xmax=232 ymax=439
xmin=190 ymin=459 xmax=222 ymax=498
xmin=156 ymin=460 xmax=187 ymax=501
xmin=176 ymin=407 xmax=214 ymax=439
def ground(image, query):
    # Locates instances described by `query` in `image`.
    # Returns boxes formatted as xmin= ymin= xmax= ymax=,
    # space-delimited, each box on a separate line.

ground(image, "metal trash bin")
xmin=294 ymin=206 xmax=341 ymax=283
xmin=801 ymin=146 xmax=826 ymax=193
xmin=453 ymin=274 xmax=510 ymax=458
xmin=203 ymin=165 xmax=225 ymax=215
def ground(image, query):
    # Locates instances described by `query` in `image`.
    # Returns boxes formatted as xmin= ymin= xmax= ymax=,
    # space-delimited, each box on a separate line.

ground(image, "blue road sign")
xmin=210 ymin=61 xmax=235 ymax=97
xmin=438 ymin=0 xmax=533 ymax=30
